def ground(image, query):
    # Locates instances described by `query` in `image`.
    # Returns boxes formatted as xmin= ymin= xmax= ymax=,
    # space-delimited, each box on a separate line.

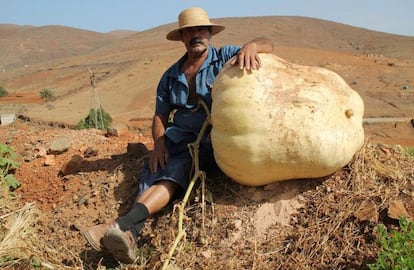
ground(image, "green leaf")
xmin=369 ymin=218 xmax=414 ymax=269
xmin=5 ymin=174 xmax=20 ymax=190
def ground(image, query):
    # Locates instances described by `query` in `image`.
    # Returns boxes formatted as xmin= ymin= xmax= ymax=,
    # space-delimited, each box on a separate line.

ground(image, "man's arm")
xmin=149 ymin=113 xmax=168 ymax=173
xmin=230 ymin=37 xmax=274 ymax=70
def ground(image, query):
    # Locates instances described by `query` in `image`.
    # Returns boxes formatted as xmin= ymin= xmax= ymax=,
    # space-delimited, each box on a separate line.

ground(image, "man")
xmin=82 ymin=7 xmax=273 ymax=264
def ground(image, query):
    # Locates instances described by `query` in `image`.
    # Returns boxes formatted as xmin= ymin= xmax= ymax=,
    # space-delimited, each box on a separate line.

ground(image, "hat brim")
xmin=166 ymin=24 xmax=225 ymax=41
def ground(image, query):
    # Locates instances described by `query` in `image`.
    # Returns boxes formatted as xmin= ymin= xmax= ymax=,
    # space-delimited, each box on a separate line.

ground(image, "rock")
xmin=83 ymin=146 xmax=98 ymax=158
xmin=107 ymin=122 xmax=129 ymax=137
xmin=60 ymin=155 xmax=83 ymax=176
xmin=44 ymin=155 xmax=56 ymax=166
xmin=49 ymin=137 xmax=71 ymax=155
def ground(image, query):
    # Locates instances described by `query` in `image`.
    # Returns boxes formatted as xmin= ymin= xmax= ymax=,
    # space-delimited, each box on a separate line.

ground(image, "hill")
xmin=0 ymin=16 xmax=413 ymax=144
xmin=0 ymin=24 xmax=133 ymax=70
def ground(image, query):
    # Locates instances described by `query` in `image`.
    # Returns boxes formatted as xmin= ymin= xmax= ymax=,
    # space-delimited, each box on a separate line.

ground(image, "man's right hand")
xmin=149 ymin=136 xmax=169 ymax=173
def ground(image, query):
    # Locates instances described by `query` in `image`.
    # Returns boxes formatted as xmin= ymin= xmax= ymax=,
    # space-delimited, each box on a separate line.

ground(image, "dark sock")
xmin=116 ymin=202 xmax=149 ymax=239
xmin=126 ymin=220 xmax=145 ymax=239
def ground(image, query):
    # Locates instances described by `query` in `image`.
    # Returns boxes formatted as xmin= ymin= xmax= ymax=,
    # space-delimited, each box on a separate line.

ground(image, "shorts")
xmin=137 ymin=133 xmax=218 ymax=195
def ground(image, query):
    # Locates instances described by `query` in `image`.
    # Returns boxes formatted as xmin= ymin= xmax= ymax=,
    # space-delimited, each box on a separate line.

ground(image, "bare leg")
xmin=82 ymin=180 xmax=179 ymax=262
xmin=136 ymin=180 xmax=179 ymax=215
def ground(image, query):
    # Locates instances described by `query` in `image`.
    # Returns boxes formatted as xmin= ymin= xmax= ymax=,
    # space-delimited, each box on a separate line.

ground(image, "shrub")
xmin=0 ymin=144 xmax=20 ymax=191
xmin=39 ymin=88 xmax=55 ymax=101
xmin=0 ymin=86 xmax=8 ymax=97
xmin=77 ymin=106 xmax=112 ymax=130
xmin=368 ymin=217 xmax=414 ymax=269
xmin=406 ymin=147 xmax=414 ymax=157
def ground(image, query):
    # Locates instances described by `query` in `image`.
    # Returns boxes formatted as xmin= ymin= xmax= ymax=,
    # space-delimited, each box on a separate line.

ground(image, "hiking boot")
xmin=102 ymin=228 xmax=137 ymax=264
xmin=81 ymin=222 xmax=119 ymax=252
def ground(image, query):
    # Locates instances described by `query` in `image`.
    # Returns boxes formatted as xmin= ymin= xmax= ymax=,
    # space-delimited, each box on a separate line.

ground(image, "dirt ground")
xmin=1 ymin=101 xmax=413 ymax=270
xmin=1 ymin=109 xmax=413 ymax=270
xmin=0 ymin=17 xmax=414 ymax=269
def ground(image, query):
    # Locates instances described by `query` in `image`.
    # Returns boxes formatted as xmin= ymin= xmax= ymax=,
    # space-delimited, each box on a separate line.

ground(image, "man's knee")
xmin=154 ymin=180 xmax=179 ymax=195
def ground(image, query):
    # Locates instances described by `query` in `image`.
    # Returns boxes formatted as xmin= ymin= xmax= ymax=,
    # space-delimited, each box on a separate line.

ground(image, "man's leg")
xmin=95 ymin=180 xmax=179 ymax=263
xmin=83 ymin=137 xmax=190 ymax=263
xmin=115 ymin=180 xmax=178 ymax=238
xmin=136 ymin=180 xmax=179 ymax=214
xmin=81 ymin=181 xmax=178 ymax=258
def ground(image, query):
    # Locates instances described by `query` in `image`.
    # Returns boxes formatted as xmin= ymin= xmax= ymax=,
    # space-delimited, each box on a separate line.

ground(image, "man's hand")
xmin=149 ymin=136 xmax=169 ymax=173
xmin=230 ymin=38 xmax=273 ymax=70
xmin=230 ymin=42 xmax=261 ymax=70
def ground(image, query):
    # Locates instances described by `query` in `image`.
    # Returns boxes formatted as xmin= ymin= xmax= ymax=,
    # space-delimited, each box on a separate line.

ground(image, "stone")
xmin=107 ymin=122 xmax=129 ymax=137
xmin=49 ymin=137 xmax=71 ymax=155
xmin=60 ymin=155 xmax=83 ymax=176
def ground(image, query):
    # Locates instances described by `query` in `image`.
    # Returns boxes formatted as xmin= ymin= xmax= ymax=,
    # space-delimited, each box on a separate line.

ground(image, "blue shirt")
xmin=155 ymin=45 xmax=241 ymax=143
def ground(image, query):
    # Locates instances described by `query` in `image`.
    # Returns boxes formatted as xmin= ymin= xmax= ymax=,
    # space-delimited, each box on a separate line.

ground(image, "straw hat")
xmin=166 ymin=7 xmax=225 ymax=41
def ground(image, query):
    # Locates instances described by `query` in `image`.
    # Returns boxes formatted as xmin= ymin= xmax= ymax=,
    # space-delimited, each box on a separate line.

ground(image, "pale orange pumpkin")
xmin=211 ymin=53 xmax=364 ymax=186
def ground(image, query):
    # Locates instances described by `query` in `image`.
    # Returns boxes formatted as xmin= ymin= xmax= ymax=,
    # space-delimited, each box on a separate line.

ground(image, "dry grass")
xmin=0 ymin=181 xmax=83 ymax=269
xmin=0 ymin=182 xmax=41 ymax=268
xmin=142 ymin=140 xmax=413 ymax=270
xmin=265 ymin=141 xmax=414 ymax=269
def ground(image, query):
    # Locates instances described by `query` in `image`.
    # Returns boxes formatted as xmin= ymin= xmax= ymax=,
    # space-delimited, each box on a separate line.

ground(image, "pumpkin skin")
xmin=211 ymin=53 xmax=365 ymax=186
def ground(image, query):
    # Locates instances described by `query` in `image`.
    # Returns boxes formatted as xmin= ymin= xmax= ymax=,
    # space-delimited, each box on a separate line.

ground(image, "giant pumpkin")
xmin=211 ymin=53 xmax=364 ymax=186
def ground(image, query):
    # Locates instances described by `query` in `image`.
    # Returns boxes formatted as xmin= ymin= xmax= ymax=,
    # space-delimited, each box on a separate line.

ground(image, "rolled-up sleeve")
xmin=155 ymin=74 xmax=172 ymax=115
xmin=219 ymin=45 xmax=241 ymax=63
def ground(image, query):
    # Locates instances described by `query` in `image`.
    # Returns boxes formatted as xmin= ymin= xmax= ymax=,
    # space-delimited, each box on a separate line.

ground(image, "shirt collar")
xmin=167 ymin=46 xmax=218 ymax=78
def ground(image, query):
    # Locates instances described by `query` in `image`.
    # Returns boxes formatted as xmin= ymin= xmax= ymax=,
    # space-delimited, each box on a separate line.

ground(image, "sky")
xmin=1 ymin=0 xmax=413 ymax=37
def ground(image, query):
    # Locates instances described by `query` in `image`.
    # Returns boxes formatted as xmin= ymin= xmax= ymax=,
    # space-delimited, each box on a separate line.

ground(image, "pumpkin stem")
xmin=162 ymin=99 xmax=211 ymax=270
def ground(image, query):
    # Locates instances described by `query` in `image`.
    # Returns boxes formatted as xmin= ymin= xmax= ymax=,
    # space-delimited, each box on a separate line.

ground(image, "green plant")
xmin=0 ymin=86 xmax=8 ymax=97
xmin=77 ymin=106 xmax=112 ymax=130
xmin=0 ymin=144 xmax=20 ymax=191
xmin=406 ymin=146 xmax=414 ymax=157
xmin=368 ymin=217 xmax=414 ymax=269
xmin=39 ymin=88 xmax=55 ymax=101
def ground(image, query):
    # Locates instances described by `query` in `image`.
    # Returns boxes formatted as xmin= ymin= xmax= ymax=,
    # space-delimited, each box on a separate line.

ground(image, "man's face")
xmin=181 ymin=26 xmax=211 ymax=56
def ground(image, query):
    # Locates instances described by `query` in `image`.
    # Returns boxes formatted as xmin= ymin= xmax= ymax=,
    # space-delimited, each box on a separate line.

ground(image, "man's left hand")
xmin=230 ymin=42 xmax=261 ymax=70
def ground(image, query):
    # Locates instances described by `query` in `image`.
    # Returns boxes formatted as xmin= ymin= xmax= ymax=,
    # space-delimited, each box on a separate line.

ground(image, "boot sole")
xmin=103 ymin=228 xmax=136 ymax=264
xmin=81 ymin=230 xmax=103 ymax=252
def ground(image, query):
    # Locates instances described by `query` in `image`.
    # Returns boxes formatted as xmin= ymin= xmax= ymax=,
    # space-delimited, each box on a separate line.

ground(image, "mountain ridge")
xmin=0 ymin=16 xmax=413 ymax=130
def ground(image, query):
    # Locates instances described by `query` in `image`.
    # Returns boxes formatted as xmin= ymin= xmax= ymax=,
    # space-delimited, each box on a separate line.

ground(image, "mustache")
xmin=189 ymin=38 xmax=203 ymax=46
